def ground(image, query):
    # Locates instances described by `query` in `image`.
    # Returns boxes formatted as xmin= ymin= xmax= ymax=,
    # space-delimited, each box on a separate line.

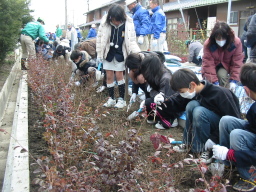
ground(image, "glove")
xmin=229 ymin=80 xmax=237 ymax=92
xmin=138 ymin=35 xmax=144 ymax=45
xmin=140 ymin=100 xmax=145 ymax=109
xmin=152 ymin=39 xmax=157 ymax=47
xmin=213 ymin=81 xmax=219 ymax=86
xmin=96 ymin=57 xmax=103 ymax=65
xmin=212 ymin=145 xmax=229 ymax=160
xmin=154 ymin=92 xmax=164 ymax=105
xmin=74 ymin=81 xmax=81 ymax=86
xmin=130 ymin=93 xmax=137 ymax=103
xmin=147 ymin=85 xmax=152 ymax=92
xmin=204 ymin=139 xmax=216 ymax=151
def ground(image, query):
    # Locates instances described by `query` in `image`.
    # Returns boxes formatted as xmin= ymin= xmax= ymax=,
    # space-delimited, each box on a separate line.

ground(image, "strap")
xmin=240 ymin=178 xmax=256 ymax=186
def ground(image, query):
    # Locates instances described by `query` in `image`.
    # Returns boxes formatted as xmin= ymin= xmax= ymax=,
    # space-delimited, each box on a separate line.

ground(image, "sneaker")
xmin=233 ymin=178 xmax=256 ymax=192
xmin=103 ymin=97 xmax=116 ymax=107
xmin=199 ymin=151 xmax=212 ymax=164
xmin=147 ymin=120 xmax=155 ymax=124
xmin=155 ymin=122 xmax=166 ymax=130
xmin=96 ymin=85 xmax=106 ymax=93
xmin=173 ymin=144 xmax=186 ymax=153
xmin=171 ymin=119 xmax=178 ymax=127
xmin=114 ymin=98 xmax=126 ymax=108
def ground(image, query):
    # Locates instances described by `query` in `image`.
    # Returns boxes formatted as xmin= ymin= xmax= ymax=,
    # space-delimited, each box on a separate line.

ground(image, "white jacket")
xmin=96 ymin=14 xmax=140 ymax=60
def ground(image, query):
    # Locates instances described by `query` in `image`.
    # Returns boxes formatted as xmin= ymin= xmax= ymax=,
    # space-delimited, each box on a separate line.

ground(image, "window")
xmin=167 ymin=18 xmax=183 ymax=30
xmin=229 ymin=11 xmax=238 ymax=25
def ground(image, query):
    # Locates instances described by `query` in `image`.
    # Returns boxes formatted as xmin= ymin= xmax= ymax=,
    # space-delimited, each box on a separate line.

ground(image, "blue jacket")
xmin=132 ymin=4 xmax=151 ymax=36
xmin=77 ymin=29 xmax=82 ymax=38
xmin=151 ymin=6 xmax=166 ymax=39
xmin=87 ymin=28 xmax=97 ymax=39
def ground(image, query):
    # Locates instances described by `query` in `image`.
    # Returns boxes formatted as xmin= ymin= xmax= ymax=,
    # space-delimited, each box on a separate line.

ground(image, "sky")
xmin=29 ymin=0 xmax=110 ymax=32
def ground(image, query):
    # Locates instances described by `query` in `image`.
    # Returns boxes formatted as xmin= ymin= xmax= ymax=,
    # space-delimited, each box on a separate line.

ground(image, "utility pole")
xmin=227 ymin=0 xmax=232 ymax=24
xmin=159 ymin=0 xmax=163 ymax=9
xmin=65 ymin=0 xmax=67 ymax=29
xmin=87 ymin=0 xmax=89 ymax=11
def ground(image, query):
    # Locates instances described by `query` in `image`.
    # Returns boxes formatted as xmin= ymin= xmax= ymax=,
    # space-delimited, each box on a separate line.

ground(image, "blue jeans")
xmin=219 ymin=116 xmax=256 ymax=181
xmin=184 ymin=100 xmax=221 ymax=153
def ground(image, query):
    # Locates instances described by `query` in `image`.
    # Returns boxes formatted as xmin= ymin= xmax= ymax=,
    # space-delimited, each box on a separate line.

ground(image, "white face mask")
xmin=216 ymin=40 xmax=226 ymax=47
xmin=180 ymin=85 xmax=196 ymax=99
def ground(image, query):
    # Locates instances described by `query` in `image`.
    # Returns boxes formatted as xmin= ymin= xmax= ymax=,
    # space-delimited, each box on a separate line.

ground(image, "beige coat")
xmin=96 ymin=14 xmax=140 ymax=60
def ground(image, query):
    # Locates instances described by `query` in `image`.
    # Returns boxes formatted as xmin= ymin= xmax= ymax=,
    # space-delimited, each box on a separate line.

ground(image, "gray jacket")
xmin=188 ymin=41 xmax=203 ymax=62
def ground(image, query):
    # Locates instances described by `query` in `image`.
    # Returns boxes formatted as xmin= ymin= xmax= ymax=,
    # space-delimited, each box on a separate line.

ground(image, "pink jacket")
xmin=201 ymin=37 xmax=243 ymax=83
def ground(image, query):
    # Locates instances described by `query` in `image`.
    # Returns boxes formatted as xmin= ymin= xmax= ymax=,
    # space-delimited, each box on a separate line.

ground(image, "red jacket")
xmin=202 ymin=37 xmax=243 ymax=83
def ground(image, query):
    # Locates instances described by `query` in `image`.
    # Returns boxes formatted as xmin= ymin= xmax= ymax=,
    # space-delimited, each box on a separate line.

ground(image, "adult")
xmin=202 ymin=21 xmax=243 ymax=89
xmin=55 ymin=24 xmax=63 ymax=42
xmin=185 ymin=40 xmax=203 ymax=66
xmin=66 ymin=24 xmax=78 ymax=51
xmin=126 ymin=0 xmax=151 ymax=51
xmin=20 ymin=17 xmax=49 ymax=69
xmin=246 ymin=13 xmax=256 ymax=63
xmin=96 ymin=4 xmax=140 ymax=108
xmin=86 ymin=24 xmax=97 ymax=39
xmin=149 ymin=0 xmax=166 ymax=52
xmin=76 ymin=27 xmax=82 ymax=42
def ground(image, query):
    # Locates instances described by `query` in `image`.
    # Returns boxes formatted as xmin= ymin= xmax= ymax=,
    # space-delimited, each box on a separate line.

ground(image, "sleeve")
xmin=127 ymin=19 xmax=141 ymax=54
xmin=38 ymin=26 xmax=49 ymax=42
xmin=132 ymin=82 xmax=140 ymax=94
xmin=229 ymin=38 xmax=244 ymax=81
xmin=152 ymin=13 xmax=163 ymax=39
xmin=96 ymin=24 xmax=103 ymax=58
xmin=87 ymin=29 xmax=92 ymax=39
xmin=201 ymin=41 xmax=218 ymax=83
xmin=246 ymin=14 xmax=256 ymax=48
xmin=139 ymin=10 xmax=151 ymax=36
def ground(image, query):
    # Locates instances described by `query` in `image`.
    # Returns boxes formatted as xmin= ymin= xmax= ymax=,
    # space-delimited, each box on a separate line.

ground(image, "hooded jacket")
xmin=132 ymin=4 xmax=151 ymax=36
xmin=202 ymin=37 xmax=243 ymax=83
xmin=150 ymin=6 xmax=166 ymax=39
xmin=96 ymin=14 xmax=140 ymax=60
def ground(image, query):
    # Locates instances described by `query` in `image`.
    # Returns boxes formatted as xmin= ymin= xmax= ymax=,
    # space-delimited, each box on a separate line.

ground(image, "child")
xmin=158 ymin=68 xmax=241 ymax=164
xmin=213 ymin=62 xmax=256 ymax=191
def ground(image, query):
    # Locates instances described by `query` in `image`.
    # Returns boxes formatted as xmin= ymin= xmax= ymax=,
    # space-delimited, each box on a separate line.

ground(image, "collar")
xmin=110 ymin=22 xmax=124 ymax=29
xmin=152 ymin=6 xmax=160 ymax=13
xmin=132 ymin=4 xmax=141 ymax=13
xmin=209 ymin=42 xmax=236 ymax=52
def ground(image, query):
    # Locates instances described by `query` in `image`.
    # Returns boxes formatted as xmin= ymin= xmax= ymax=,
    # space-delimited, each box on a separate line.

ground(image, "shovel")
xmin=127 ymin=108 xmax=143 ymax=121
xmin=209 ymin=160 xmax=225 ymax=177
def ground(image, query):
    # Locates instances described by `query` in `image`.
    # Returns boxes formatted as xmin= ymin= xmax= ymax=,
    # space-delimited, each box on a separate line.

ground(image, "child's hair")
xmin=35 ymin=39 xmax=44 ymax=46
xmin=240 ymin=62 xmax=256 ymax=92
xmin=106 ymin=4 xmax=126 ymax=25
xmin=208 ymin=21 xmax=235 ymax=50
xmin=170 ymin=68 xmax=200 ymax=91
xmin=70 ymin=50 xmax=82 ymax=61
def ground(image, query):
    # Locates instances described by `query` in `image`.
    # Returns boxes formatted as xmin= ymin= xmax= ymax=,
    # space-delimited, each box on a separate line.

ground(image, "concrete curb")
xmin=2 ymin=72 xmax=29 ymax=192
xmin=0 ymin=51 xmax=21 ymax=123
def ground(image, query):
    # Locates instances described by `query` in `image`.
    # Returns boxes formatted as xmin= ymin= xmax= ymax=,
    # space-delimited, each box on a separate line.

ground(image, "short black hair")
xmin=125 ymin=53 xmax=143 ymax=70
xmin=70 ymin=50 xmax=82 ymax=61
xmin=240 ymin=62 xmax=256 ymax=92
xmin=170 ymin=68 xmax=200 ymax=91
xmin=106 ymin=4 xmax=126 ymax=25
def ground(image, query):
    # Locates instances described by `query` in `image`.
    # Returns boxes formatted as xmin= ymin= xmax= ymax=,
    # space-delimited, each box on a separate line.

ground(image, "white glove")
xmin=74 ymin=81 xmax=81 ymax=86
xmin=96 ymin=57 xmax=103 ymax=65
xmin=65 ymin=50 xmax=68 ymax=53
xmin=152 ymin=39 xmax=157 ymax=47
xmin=229 ymin=82 xmax=236 ymax=92
xmin=147 ymin=85 xmax=152 ymax=92
xmin=212 ymin=145 xmax=229 ymax=160
xmin=154 ymin=92 xmax=164 ymax=105
xmin=130 ymin=93 xmax=137 ymax=103
xmin=204 ymin=139 xmax=216 ymax=151
xmin=138 ymin=35 xmax=144 ymax=45
xmin=140 ymin=100 xmax=145 ymax=109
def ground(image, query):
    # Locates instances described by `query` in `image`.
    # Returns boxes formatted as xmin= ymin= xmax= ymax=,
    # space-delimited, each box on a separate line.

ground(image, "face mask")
xmin=180 ymin=85 xmax=196 ymax=99
xmin=216 ymin=40 xmax=226 ymax=47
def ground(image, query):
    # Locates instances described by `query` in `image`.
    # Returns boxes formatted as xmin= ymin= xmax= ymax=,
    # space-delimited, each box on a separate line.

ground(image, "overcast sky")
xmin=29 ymin=0 xmax=110 ymax=32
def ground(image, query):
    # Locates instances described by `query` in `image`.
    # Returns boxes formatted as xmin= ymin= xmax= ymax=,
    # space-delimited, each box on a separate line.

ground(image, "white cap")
xmin=125 ymin=0 xmax=136 ymax=6
xmin=91 ymin=24 xmax=96 ymax=28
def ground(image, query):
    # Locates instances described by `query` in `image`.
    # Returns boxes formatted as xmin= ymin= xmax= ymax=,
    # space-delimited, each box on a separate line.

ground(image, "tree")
xmin=0 ymin=0 xmax=33 ymax=62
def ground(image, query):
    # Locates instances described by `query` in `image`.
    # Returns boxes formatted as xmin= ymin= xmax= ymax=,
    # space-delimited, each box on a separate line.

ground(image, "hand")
xmin=212 ymin=145 xmax=229 ymax=160
xmin=229 ymin=80 xmax=237 ymax=92
xmin=204 ymin=139 xmax=216 ymax=151
xmin=152 ymin=39 xmax=157 ymax=47
xmin=74 ymin=81 xmax=81 ymax=86
xmin=140 ymin=100 xmax=145 ymax=109
xmin=213 ymin=81 xmax=219 ymax=86
xmin=154 ymin=92 xmax=164 ymax=105
xmin=96 ymin=57 xmax=103 ymax=65
xmin=130 ymin=93 xmax=137 ymax=103
xmin=147 ymin=85 xmax=152 ymax=92
xmin=138 ymin=35 xmax=144 ymax=45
